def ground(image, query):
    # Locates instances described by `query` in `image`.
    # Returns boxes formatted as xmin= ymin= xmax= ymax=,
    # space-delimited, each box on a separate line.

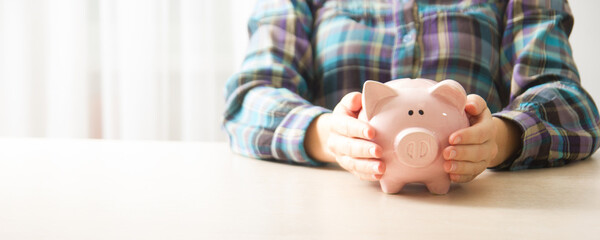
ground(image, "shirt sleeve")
xmin=491 ymin=0 xmax=600 ymax=170
xmin=223 ymin=0 xmax=330 ymax=166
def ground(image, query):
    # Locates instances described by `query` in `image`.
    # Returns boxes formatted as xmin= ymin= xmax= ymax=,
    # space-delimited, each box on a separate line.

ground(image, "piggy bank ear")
xmin=362 ymin=80 xmax=398 ymax=120
xmin=429 ymin=80 xmax=467 ymax=110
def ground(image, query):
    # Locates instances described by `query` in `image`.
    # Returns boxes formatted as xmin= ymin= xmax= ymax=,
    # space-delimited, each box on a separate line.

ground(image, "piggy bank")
xmin=358 ymin=78 xmax=470 ymax=194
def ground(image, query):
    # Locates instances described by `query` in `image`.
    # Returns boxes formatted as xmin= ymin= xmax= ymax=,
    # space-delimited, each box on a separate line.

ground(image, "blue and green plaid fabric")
xmin=224 ymin=0 xmax=600 ymax=170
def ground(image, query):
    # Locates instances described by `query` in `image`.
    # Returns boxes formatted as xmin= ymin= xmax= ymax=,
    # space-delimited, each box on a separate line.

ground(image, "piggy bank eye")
xmin=408 ymin=110 xmax=414 ymax=116
xmin=419 ymin=110 xmax=424 ymax=115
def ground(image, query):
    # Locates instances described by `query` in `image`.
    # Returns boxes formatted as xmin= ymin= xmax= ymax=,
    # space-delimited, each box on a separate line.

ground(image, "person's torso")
xmin=311 ymin=0 xmax=507 ymax=112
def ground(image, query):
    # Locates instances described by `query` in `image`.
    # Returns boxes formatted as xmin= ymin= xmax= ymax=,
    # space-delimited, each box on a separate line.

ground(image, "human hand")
xmin=443 ymin=94 xmax=498 ymax=183
xmin=305 ymin=92 xmax=385 ymax=181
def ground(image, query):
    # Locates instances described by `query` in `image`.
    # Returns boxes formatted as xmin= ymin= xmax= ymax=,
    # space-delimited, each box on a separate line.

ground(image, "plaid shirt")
xmin=224 ymin=0 xmax=600 ymax=170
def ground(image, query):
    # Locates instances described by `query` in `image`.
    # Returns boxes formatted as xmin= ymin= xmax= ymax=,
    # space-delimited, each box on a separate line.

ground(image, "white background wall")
xmin=569 ymin=1 xmax=600 ymax=104
xmin=0 ymin=0 xmax=260 ymax=141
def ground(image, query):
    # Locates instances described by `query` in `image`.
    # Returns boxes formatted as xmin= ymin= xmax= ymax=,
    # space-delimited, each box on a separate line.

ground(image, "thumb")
xmin=346 ymin=92 xmax=363 ymax=112
xmin=465 ymin=94 xmax=486 ymax=116
xmin=334 ymin=92 xmax=363 ymax=115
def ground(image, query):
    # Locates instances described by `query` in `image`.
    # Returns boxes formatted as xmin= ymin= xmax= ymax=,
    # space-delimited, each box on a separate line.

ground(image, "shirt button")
xmin=403 ymin=34 xmax=414 ymax=43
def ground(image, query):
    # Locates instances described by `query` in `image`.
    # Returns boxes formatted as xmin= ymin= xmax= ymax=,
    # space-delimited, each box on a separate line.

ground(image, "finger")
xmin=443 ymin=142 xmax=498 ymax=162
xmin=465 ymin=94 xmax=487 ymax=116
xmin=329 ymin=114 xmax=375 ymax=139
xmin=355 ymin=172 xmax=384 ymax=181
xmin=444 ymin=160 xmax=488 ymax=176
xmin=336 ymin=156 xmax=385 ymax=175
xmin=327 ymin=134 xmax=382 ymax=158
xmin=449 ymin=110 xmax=494 ymax=145
xmin=449 ymin=174 xmax=478 ymax=183
xmin=333 ymin=92 xmax=362 ymax=116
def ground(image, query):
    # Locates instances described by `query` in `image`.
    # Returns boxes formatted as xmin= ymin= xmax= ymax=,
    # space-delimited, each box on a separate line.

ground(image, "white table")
xmin=0 ymin=138 xmax=598 ymax=239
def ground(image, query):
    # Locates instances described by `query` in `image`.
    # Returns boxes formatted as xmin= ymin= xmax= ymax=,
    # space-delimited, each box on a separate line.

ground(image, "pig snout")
xmin=393 ymin=128 xmax=439 ymax=168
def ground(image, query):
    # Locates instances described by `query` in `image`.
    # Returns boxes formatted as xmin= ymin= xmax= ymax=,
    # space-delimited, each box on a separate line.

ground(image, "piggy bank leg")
xmin=425 ymin=180 xmax=451 ymax=195
xmin=380 ymin=179 xmax=405 ymax=194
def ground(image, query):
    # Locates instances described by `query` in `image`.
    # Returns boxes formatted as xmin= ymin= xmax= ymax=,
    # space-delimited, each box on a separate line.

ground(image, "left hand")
xmin=443 ymin=94 xmax=498 ymax=183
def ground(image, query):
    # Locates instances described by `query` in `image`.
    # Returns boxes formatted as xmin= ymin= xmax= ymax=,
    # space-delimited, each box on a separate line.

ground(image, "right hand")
xmin=305 ymin=92 xmax=385 ymax=181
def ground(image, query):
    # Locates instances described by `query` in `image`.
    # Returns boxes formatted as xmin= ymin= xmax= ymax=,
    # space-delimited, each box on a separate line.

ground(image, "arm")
xmin=225 ymin=0 xmax=385 ymax=179
xmin=224 ymin=0 xmax=329 ymax=165
xmin=492 ymin=0 xmax=600 ymax=170
xmin=442 ymin=0 xmax=599 ymax=181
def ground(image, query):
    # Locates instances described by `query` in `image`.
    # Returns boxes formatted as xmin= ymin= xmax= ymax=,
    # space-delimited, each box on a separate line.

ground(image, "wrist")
xmin=305 ymin=113 xmax=336 ymax=163
xmin=489 ymin=117 xmax=522 ymax=168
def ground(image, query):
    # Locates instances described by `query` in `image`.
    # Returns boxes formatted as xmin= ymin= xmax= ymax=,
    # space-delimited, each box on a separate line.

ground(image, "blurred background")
xmin=0 ymin=0 xmax=597 ymax=142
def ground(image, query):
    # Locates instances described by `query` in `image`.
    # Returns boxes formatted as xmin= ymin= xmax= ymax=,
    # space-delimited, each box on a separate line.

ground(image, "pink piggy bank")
xmin=358 ymin=78 xmax=470 ymax=194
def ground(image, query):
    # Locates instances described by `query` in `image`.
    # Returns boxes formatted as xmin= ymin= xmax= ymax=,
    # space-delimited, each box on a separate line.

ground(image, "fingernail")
xmin=369 ymin=147 xmax=375 ymax=157
xmin=450 ymin=162 xmax=457 ymax=172
xmin=373 ymin=164 xmax=381 ymax=174
xmin=444 ymin=162 xmax=451 ymax=172
xmin=363 ymin=128 xmax=370 ymax=139
xmin=449 ymin=150 xmax=457 ymax=159
xmin=444 ymin=161 xmax=457 ymax=172
xmin=453 ymin=137 xmax=461 ymax=144
xmin=369 ymin=147 xmax=378 ymax=157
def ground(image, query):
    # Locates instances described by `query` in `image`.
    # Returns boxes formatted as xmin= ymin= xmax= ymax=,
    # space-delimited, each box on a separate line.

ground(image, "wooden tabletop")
xmin=0 ymin=138 xmax=598 ymax=239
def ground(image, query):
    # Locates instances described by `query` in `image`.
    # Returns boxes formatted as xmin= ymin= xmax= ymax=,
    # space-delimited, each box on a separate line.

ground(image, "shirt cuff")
xmin=271 ymin=104 xmax=331 ymax=166
xmin=491 ymin=109 xmax=543 ymax=171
